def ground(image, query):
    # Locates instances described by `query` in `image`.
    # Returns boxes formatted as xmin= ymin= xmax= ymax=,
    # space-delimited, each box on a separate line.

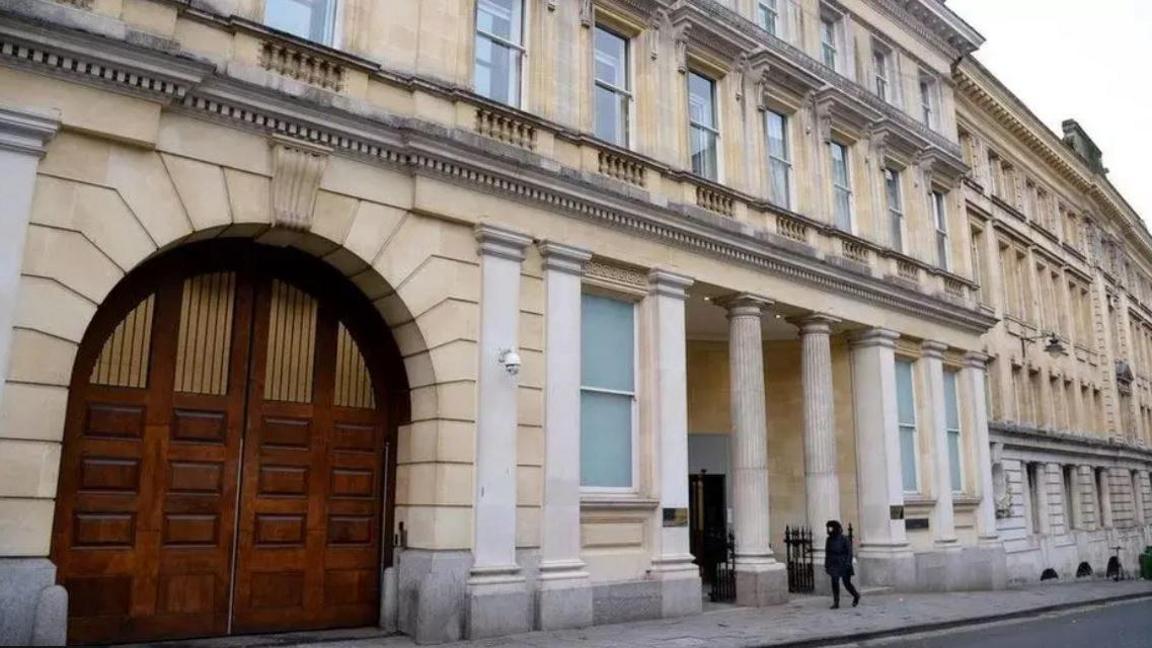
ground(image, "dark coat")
xmin=824 ymin=533 xmax=854 ymax=578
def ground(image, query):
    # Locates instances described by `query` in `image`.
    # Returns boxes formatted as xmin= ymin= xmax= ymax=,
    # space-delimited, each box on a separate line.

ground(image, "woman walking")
xmin=824 ymin=520 xmax=860 ymax=609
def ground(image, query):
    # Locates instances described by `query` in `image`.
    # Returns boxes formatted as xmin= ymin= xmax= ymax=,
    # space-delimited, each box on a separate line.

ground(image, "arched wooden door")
xmin=51 ymin=243 xmax=402 ymax=645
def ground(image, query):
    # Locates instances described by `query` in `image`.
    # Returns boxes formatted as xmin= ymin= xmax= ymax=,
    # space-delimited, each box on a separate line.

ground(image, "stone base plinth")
xmin=536 ymin=579 xmax=592 ymax=630
xmin=914 ymin=545 xmax=1008 ymax=592
xmin=395 ymin=549 xmax=471 ymax=644
xmin=655 ymin=573 xmax=702 ymax=618
xmin=735 ymin=563 xmax=788 ymax=607
xmin=858 ymin=550 xmax=916 ymax=590
xmin=0 ymin=558 xmax=64 ymax=647
xmin=467 ymin=576 xmax=531 ymax=639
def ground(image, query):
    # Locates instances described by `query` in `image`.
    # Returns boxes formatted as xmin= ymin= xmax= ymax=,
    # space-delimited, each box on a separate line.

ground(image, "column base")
xmin=395 ymin=549 xmax=471 ymax=644
xmin=857 ymin=547 xmax=916 ymax=590
xmin=914 ymin=545 xmax=1008 ymax=592
xmin=0 ymin=558 xmax=64 ymax=647
xmin=735 ymin=561 xmax=788 ymax=607
xmin=466 ymin=566 xmax=531 ymax=640
xmin=535 ymin=561 xmax=592 ymax=631
xmin=648 ymin=554 xmax=701 ymax=618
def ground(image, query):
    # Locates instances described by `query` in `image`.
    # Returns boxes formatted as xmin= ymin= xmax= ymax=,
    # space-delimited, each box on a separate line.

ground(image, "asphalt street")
xmin=868 ymin=598 xmax=1152 ymax=648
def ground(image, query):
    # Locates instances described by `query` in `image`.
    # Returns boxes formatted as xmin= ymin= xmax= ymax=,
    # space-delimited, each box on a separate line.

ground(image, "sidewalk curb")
xmin=754 ymin=589 xmax=1152 ymax=647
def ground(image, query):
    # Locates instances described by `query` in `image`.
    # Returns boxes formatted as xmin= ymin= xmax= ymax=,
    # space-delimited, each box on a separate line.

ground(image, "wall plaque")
xmin=889 ymin=505 xmax=905 ymax=520
xmin=662 ymin=507 xmax=688 ymax=527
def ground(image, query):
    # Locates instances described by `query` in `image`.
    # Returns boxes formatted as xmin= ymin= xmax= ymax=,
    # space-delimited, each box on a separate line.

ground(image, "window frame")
xmin=579 ymin=291 xmax=640 ymax=493
xmin=592 ymin=23 xmax=633 ymax=148
xmin=919 ymin=72 xmax=938 ymax=130
xmin=687 ymin=70 xmax=721 ymax=181
xmin=932 ymin=189 xmax=949 ymax=270
xmin=884 ymin=166 xmax=904 ymax=252
xmin=474 ymin=0 xmax=527 ymax=108
xmin=829 ymin=140 xmax=854 ymax=232
xmin=872 ymin=41 xmax=892 ymax=104
xmin=758 ymin=0 xmax=781 ymax=37
xmin=263 ymin=0 xmax=340 ymax=45
xmin=820 ymin=14 xmax=841 ymax=72
xmin=895 ymin=357 xmax=920 ymax=494
xmin=944 ymin=368 xmax=964 ymax=493
xmin=765 ymin=109 xmax=792 ymax=209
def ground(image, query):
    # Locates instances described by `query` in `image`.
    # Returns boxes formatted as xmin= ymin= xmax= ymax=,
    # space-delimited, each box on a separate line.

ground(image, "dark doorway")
xmin=689 ymin=471 xmax=728 ymax=586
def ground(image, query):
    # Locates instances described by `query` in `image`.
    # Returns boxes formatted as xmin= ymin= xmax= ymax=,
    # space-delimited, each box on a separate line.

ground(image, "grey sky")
xmin=947 ymin=0 xmax=1152 ymax=222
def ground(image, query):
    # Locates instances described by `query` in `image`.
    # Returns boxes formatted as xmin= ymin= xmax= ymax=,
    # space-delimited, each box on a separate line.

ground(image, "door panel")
xmin=55 ymin=259 xmax=390 ymax=645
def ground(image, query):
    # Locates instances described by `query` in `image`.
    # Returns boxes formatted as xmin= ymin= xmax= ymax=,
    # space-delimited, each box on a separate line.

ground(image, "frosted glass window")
xmin=475 ymin=0 xmax=524 ymax=106
xmin=580 ymin=294 xmax=636 ymax=488
xmin=944 ymin=370 xmax=963 ymax=492
xmin=895 ymin=359 xmax=918 ymax=492
xmin=264 ymin=0 xmax=337 ymax=44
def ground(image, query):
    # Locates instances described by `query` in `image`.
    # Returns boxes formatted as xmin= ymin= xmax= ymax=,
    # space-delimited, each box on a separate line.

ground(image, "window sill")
xmin=580 ymin=494 xmax=659 ymax=511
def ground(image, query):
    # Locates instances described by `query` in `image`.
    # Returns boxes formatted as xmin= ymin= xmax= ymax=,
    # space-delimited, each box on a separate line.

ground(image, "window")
xmin=944 ymin=369 xmax=963 ymax=493
xmin=580 ymin=293 xmax=636 ymax=489
xmin=758 ymin=0 xmax=780 ymax=37
xmin=919 ymin=74 xmax=937 ymax=129
xmin=1095 ymin=468 xmax=1110 ymax=528
xmin=971 ymin=226 xmax=988 ymax=303
xmin=932 ymin=190 xmax=949 ymax=270
xmin=264 ymin=0 xmax=337 ymax=44
xmin=765 ymin=110 xmax=791 ymax=209
xmin=1064 ymin=465 xmax=1078 ymax=531
xmin=1027 ymin=462 xmax=1044 ymax=534
xmin=830 ymin=141 xmax=852 ymax=231
xmin=594 ymin=26 xmax=630 ymax=147
xmin=688 ymin=71 xmax=719 ymax=180
xmin=895 ymin=359 xmax=918 ymax=492
xmin=872 ymin=45 xmax=891 ymax=103
xmin=474 ymin=0 xmax=524 ymax=107
xmin=884 ymin=168 xmax=903 ymax=251
xmin=820 ymin=16 xmax=839 ymax=71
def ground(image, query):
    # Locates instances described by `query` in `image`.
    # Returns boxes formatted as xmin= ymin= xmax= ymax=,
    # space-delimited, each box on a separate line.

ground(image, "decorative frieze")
xmin=585 ymin=260 xmax=648 ymax=292
xmin=259 ymin=41 xmax=345 ymax=92
xmin=270 ymin=136 xmax=330 ymax=231
xmin=475 ymin=107 xmax=536 ymax=151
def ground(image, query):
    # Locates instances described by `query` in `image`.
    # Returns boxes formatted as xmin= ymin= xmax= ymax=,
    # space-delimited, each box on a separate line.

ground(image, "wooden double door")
xmin=51 ymin=246 xmax=399 ymax=645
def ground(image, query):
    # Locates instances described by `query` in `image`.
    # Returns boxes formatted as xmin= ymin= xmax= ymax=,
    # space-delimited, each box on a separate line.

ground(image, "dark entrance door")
xmin=51 ymin=243 xmax=401 ymax=645
xmin=688 ymin=471 xmax=727 ymax=584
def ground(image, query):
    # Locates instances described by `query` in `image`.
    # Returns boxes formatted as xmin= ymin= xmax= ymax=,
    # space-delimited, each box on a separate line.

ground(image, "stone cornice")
xmin=0 ymin=9 xmax=998 ymax=335
xmin=0 ymin=103 xmax=59 ymax=156
xmin=991 ymin=422 xmax=1152 ymax=466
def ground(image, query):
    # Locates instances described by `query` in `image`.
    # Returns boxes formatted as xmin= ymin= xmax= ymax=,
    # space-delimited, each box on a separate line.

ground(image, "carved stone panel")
xmin=269 ymin=136 xmax=330 ymax=231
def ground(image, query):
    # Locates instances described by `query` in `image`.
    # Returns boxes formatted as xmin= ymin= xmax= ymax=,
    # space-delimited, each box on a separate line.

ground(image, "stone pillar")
xmin=921 ymin=341 xmax=958 ymax=546
xmin=794 ymin=314 xmax=841 ymax=561
xmin=0 ymin=104 xmax=61 ymax=648
xmin=719 ymin=294 xmax=786 ymax=606
xmin=849 ymin=329 xmax=913 ymax=588
xmin=646 ymin=269 xmax=702 ymax=617
xmin=535 ymin=241 xmax=593 ymax=630
xmin=1098 ymin=467 xmax=1114 ymax=529
xmin=468 ymin=223 xmax=533 ymax=639
xmin=962 ymin=352 xmax=999 ymax=543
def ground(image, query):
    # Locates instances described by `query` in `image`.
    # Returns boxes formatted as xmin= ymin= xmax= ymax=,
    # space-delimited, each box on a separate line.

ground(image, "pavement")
xmin=132 ymin=580 xmax=1152 ymax=648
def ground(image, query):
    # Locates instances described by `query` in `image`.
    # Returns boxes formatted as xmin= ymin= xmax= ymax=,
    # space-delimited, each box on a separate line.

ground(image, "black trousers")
xmin=830 ymin=575 xmax=858 ymax=605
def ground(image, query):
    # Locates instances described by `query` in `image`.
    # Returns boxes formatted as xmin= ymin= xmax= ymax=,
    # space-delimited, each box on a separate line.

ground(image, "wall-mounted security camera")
xmin=498 ymin=348 xmax=522 ymax=376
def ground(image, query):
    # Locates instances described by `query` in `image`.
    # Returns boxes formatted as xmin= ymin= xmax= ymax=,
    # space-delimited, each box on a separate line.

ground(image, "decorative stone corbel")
xmin=915 ymin=148 xmax=937 ymax=189
xmin=269 ymin=135 xmax=330 ymax=231
xmin=578 ymin=0 xmax=593 ymax=26
xmin=673 ymin=22 xmax=690 ymax=73
xmin=814 ymin=98 xmax=833 ymax=144
xmin=867 ymin=125 xmax=888 ymax=167
xmin=734 ymin=53 xmax=751 ymax=103
xmin=755 ymin=68 xmax=772 ymax=111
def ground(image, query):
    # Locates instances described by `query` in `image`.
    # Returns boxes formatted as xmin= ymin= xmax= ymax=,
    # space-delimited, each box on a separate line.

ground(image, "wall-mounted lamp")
xmin=1020 ymin=332 xmax=1067 ymax=359
xmin=498 ymin=348 xmax=522 ymax=376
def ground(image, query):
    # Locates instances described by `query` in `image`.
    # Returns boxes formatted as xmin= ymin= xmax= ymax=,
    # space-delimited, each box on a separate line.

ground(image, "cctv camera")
xmin=499 ymin=349 xmax=522 ymax=376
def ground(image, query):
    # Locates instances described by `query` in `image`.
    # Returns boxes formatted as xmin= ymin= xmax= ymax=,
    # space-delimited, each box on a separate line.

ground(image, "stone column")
xmin=849 ymin=329 xmax=913 ymax=588
xmin=0 ymin=104 xmax=61 ymax=648
xmin=719 ymin=294 xmax=786 ymax=606
xmin=794 ymin=314 xmax=841 ymax=561
xmin=962 ymin=352 xmax=999 ymax=543
xmin=922 ymin=341 xmax=958 ymax=546
xmin=468 ymin=223 xmax=533 ymax=639
xmin=0 ymin=105 xmax=59 ymax=430
xmin=1098 ymin=468 xmax=1114 ymax=529
xmin=536 ymin=241 xmax=593 ymax=630
xmin=646 ymin=269 xmax=702 ymax=617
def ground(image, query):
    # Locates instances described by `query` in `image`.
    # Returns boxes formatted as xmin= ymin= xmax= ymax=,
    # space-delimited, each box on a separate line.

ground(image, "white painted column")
xmin=796 ymin=314 xmax=841 ymax=559
xmin=962 ymin=352 xmax=999 ymax=543
xmin=469 ymin=223 xmax=533 ymax=638
xmin=646 ymin=269 xmax=702 ymax=616
xmin=922 ymin=341 xmax=958 ymax=546
xmin=535 ymin=241 xmax=592 ymax=630
xmin=849 ymin=329 xmax=911 ymax=581
xmin=0 ymin=105 xmax=59 ymax=423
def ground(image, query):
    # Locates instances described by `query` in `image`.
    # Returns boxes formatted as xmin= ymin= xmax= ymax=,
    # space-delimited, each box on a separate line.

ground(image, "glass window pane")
xmin=265 ymin=0 xmax=334 ymax=43
xmin=831 ymin=143 xmax=848 ymax=185
xmin=948 ymin=430 xmax=963 ymax=492
xmin=834 ymin=189 xmax=852 ymax=230
xmin=766 ymin=111 xmax=787 ymax=160
xmin=770 ymin=160 xmax=790 ymax=208
xmin=900 ymin=425 xmax=918 ymax=492
xmin=885 ymin=169 xmax=901 ymax=209
xmin=474 ymin=35 xmax=521 ymax=105
xmin=580 ymin=390 xmax=633 ymax=487
xmin=477 ymin=0 xmax=521 ymax=42
xmin=944 ymin=371 xmax=959 ymax=429
xmin=581 ymin=294 xmax=634 ymax=392
xmin=896 ymin=360 xmax=915 ymax=425
xmin=688 ymin=73 xmax=715 ymax=128
xmin=595 ymin=85 xmax=622 ymax=143
xmin=691 ymin=127 xmax=717 ymax=179
xmin=594 ymin=27 xmax=627 ymax=88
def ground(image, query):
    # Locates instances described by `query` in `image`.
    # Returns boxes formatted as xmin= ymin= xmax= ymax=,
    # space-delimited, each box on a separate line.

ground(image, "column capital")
xmin=962 ymin=350 xmax=990 ymax=368
xmin=789 ymin=312 xmax=840 ymax=334
xmin=648 ymin=268 xmax=694 ymax=299
xmin=921 ymin=340 xmax=948 ymax=359
xmin=714 ymin=293 xmax=772 ymax=318
xmin=849 ymin=327 xmax=899 ymax=349
xmin=538 ymin=240 xmax=592 ymax=275
xmin=476 ymin=223 xmax=532 ymax=261
xmin=0 ymin=104 xmax=60 ymax=157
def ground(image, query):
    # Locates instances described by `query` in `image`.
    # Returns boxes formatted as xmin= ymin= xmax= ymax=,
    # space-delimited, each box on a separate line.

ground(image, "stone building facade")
xmin=0 ymin=0 xmax=1146 ymax=645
